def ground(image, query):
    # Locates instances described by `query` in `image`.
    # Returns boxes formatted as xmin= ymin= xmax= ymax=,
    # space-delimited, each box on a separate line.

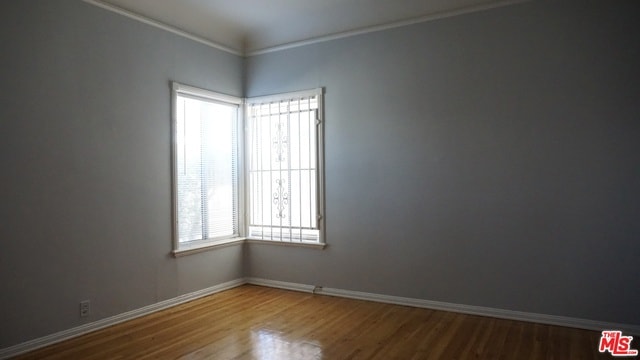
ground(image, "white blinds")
xmin=175 ymin=94 xmax=239 ymax=243
xmin=247 ymin=91 xmax=322 ymax=243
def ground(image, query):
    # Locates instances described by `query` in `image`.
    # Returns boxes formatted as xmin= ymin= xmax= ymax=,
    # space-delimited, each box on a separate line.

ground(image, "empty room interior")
xmin=1 ymin=0 xmax=639 ymax=358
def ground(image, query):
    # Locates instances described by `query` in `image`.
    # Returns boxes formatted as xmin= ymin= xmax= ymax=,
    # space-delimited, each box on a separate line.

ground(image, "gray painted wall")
xmin=245 ymin=0 xmax=640 ymax=325
xmin=0 ymin=1 xmax=243 ymax=348
xmin=2 ymin=0 xmax=639 ymax=351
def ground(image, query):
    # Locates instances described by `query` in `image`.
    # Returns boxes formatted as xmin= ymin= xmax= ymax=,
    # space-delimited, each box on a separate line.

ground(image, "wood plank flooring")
xmin=15 ymin=285 xmax=611 ymax=359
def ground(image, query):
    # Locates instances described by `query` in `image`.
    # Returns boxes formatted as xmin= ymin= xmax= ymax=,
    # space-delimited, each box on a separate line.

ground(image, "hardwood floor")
xmin=15 ymin=285 xmax=611 ymax=359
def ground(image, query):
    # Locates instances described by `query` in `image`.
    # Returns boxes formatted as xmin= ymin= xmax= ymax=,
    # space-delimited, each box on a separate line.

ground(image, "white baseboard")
xmin=247 ymin=277 xmax=316 ymax=293
xmin=4 ymin=276 xmax=638 ymax=359
xmin=0 ymin=278 xmax=246 ymax=359
xmin=245 ymin=277 xmax=640 ymax=336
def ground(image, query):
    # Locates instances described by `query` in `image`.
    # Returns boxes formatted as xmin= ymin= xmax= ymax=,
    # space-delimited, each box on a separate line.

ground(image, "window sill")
xmin=171 ymin=237 xmax=327 ymax=257
xmin=245 ymin=238 xmax=327 ymax=250
xmin=172 ymin=237 xmax=246 ymax=257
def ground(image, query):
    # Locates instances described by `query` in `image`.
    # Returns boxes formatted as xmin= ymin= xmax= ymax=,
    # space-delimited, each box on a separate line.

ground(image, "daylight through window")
xmin=246 ymin=90 xmax=323 ymax=243
xmin=171 ymin=83 xmax=324 ymax=253
xmin=172 ymin=84 xmax=241 ymax=248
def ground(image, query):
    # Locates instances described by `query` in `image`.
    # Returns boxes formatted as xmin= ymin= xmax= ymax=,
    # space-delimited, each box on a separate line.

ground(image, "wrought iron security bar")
xmin=246 ymin=92 xmax=322 ymax=243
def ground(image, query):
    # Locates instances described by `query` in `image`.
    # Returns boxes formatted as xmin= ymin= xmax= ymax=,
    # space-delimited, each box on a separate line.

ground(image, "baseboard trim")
xmin=247 ymin=277 xmax=316 ymax=293
xmin=0 ymin=278 xmax=246 ymax=359
xmin=4 ymin=277 xmax=638 ymax=358
xmin=246 ymin=277 xmax=640 ymax=336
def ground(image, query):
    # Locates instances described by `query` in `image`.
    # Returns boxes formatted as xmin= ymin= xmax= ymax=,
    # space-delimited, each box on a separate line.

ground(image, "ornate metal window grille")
xmin=247 ymin=90 xmax=323 ymax=243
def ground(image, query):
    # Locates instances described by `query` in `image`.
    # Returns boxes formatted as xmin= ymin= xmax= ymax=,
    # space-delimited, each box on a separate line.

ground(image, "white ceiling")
xmin=90 ymin=0 xmax=525 ymax=55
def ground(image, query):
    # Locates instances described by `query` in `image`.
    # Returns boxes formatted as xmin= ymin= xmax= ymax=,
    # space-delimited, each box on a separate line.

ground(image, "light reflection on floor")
xmin=250 ymin=328 xmax=322 ymax=359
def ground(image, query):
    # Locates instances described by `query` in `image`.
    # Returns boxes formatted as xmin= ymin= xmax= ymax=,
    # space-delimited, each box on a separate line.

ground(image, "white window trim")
xmin=170 ymin=83 xmax=325 ymax=256
xmin=245 ymin=238 xmax=327 ymax=250
xmin=170 ymin=82 xmax=245 ymax=255
xmin=173 ymin=82 xmax=242 ymax=106
xmin=245 ymin=88 xmax=325 ymax=246
xmin=173 ymin=237 xmax=246 ymax=257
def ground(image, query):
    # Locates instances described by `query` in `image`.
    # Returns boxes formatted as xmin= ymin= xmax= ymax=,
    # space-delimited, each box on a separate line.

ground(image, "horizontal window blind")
xmin=175 ymin=93 xmax=239 ymax=243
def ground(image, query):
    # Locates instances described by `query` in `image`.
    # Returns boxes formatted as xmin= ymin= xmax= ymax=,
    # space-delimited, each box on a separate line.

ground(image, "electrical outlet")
xmin=80 ymin=300 xmax=90 ymax=317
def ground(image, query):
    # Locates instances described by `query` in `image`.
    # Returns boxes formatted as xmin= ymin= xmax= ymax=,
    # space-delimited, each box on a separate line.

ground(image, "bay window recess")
xmin=171 ymin=83 xmax=324 ymax=255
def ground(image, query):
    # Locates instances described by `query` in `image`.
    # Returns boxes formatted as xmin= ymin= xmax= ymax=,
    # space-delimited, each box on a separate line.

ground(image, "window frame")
xmin=170 ymin=83 xmax=325 ymax=256
xmin=244 ymin=88 xmax=325 ymax=246
xmin=170 ymin=82 xmax=245 ymax=256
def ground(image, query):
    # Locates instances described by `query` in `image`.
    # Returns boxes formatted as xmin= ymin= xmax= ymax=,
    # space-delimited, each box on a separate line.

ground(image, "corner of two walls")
xmin=2 ymin=0 xmax=639 ymax=351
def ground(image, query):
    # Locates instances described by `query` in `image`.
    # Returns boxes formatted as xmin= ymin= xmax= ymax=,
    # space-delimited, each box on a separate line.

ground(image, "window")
xmin=246 ymin=89 xmax=324 ymax=244
xmin=171 ymin=83 xmax=324 ymax=254
xmin=171 ymin=83 xmax=243 ymax=252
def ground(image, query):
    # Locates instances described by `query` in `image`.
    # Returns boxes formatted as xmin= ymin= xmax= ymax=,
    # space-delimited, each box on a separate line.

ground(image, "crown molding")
xmin=82 ymin=0 xmax=243 ymax=56
xmin=246 ymin=0 xmax=531 ymax=56
xmin=83 ymin=0 xmax=530 ymax=58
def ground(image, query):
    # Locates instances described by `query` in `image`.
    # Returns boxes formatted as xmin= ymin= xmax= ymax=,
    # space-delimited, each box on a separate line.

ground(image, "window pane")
xmin=202 ymin=101 xmax=237 ymax=238
xmin=176 ymin=97 xmax=204 ymax=242
xmin=176 ymin=95 xmax=238 ymax=243
xmin=247 ymin=95 xmax=320 ymax=243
